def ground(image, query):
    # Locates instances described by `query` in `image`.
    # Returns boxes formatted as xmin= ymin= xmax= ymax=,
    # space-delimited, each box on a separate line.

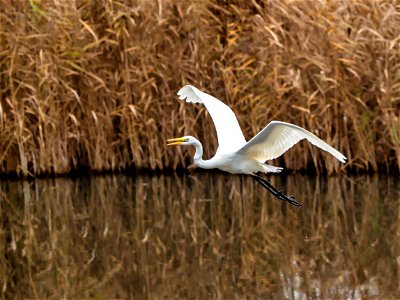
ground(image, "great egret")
xmin=167 ymin=85 xmax=346 ymax=206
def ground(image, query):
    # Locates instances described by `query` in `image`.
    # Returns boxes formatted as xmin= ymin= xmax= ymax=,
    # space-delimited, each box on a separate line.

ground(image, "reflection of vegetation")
xmin=1 ymin=1 xmax=399 ymax=176
xmin=0 ymin=174 xmax=398 ymax=298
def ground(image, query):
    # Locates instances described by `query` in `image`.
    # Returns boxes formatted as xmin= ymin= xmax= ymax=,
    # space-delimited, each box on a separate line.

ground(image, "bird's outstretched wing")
xmin=238 ymin=121 xmax=346 ymax=163
xmin=178 ymin=85 xmax=246 ymax=153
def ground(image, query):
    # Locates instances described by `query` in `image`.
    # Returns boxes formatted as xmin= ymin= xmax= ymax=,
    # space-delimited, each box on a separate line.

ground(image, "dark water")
xmin=0 ymin=173 xmax=399 ymax=299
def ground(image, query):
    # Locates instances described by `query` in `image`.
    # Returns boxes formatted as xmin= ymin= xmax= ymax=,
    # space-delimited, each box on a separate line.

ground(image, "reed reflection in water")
xmin=0 ymin=173 xmax=399 ymax=299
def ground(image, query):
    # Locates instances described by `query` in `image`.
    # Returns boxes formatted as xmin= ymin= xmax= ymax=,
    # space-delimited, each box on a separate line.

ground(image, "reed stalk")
xmin=0 ymin=0 xmax=399 ymax=176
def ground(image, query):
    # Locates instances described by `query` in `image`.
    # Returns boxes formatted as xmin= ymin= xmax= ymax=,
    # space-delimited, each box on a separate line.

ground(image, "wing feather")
xmin=177 ymin=85 xmax=246 ymax=153
xmin=238 ymin=121 xmax=346 ymax=163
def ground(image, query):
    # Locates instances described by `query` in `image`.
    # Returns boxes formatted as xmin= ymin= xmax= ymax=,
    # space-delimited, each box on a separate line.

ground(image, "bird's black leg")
xmin=251 ymin=174 xmax=302 ymax=207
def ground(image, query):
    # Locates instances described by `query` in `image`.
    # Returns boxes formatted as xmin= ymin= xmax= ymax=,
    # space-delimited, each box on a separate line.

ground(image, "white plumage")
xmin=168 ymin=85 xmax=347 ymax=206
xmin=239 ymin=120 xmax=346 ymax=163
xmin=178 ymin=85 xmax=246 ymax=154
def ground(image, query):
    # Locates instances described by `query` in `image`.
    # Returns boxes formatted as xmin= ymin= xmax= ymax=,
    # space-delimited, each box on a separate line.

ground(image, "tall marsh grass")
xmin=1 ymin=0 xmax=399 ymax=176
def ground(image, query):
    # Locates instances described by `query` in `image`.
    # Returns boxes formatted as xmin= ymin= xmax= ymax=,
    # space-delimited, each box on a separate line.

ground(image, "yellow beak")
xmin=166 ymin=137 xmax=186 ymax=146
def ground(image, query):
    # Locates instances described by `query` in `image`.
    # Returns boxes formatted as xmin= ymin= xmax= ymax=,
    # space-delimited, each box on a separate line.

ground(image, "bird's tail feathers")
xmin=260 ymin=163 xmax=283 ymax=173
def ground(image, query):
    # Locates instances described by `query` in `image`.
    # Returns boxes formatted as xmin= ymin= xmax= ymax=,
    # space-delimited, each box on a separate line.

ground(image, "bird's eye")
xmin=185 ymin=138 xmax=189 ymax=142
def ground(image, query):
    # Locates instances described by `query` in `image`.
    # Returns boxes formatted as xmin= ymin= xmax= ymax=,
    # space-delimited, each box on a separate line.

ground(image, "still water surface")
xmin=0 ymin=173 xmax=399 ymax=299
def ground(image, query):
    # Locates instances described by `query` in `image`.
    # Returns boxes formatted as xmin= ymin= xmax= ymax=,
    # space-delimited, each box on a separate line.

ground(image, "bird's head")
xmin=166 ymin=136 xmax=198 ymax=146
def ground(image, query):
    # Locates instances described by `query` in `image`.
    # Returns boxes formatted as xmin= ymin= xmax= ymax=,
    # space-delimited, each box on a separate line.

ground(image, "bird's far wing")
xmin=238 ymin=121 xmax=347 ymax=163
xmin=178 ymin=85 xmax=246 ymax=153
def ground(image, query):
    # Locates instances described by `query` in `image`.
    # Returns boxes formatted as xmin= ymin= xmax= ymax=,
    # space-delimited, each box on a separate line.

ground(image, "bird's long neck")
xmin=192 ymin=139 xmax=213 ymax=169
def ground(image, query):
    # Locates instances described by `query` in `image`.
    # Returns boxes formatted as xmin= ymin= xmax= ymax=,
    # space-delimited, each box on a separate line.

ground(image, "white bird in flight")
xmin=167 ymin=85 xmax=346 ymax=206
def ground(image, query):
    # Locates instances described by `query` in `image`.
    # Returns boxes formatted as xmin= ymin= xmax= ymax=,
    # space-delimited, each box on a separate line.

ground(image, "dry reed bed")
xmin=0 ymin=174 xmax=398 ymax=298
xmin=0 ymin=0 xmax=399 ymax=176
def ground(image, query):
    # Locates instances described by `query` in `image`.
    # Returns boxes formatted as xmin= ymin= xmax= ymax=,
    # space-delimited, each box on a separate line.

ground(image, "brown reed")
xmin=0 ymin=0 xmax=399 ymax=177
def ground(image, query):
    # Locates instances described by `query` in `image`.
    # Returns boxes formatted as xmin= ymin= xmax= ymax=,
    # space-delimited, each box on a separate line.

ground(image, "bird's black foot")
xmin=283 ymin=195 xmax=302 ymax=207
xmin=251 ymin=174 xmax=302 ymax=207
xmin=275 ymin=190 xmax=301 ymax=206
